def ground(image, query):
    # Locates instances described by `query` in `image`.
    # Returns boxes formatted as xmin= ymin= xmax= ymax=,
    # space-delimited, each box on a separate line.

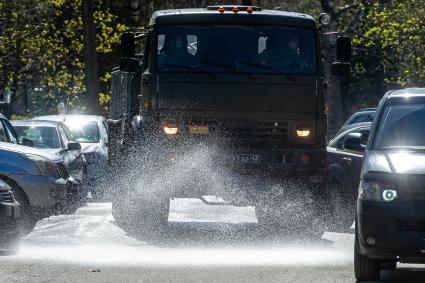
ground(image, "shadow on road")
xmin=357 ymin=268 xmax=425 ymax=282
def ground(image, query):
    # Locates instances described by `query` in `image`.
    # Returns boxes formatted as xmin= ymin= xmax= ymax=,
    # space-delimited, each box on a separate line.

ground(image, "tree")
xmin=354 ymin=0 xmax=425 ymax=87
xmin=0 ymin=0 xmax=127 ymax=116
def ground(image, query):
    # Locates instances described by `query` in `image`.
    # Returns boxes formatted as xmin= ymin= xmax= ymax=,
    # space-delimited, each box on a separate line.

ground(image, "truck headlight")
xmin=163 ymin=125 xmax=179 ymax=135
xmin=359 ymin=181 xmax=398 ymax=202
xmin=25 ymin=154 xmax=58 ymax=177
xmin=296 ymin=128 xmax=311 ymax=138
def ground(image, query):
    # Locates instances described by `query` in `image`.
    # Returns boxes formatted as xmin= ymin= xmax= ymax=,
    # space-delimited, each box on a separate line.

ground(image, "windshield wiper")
xmin=238 ymin=61 xmax=296 ymax=82
xmin=201 ymin=60 xmax=236 ymax=71
xmin=160 ymin=63 xmax=202 ymax=71
xmin=238 ymin=61 xmax=274 ymax=70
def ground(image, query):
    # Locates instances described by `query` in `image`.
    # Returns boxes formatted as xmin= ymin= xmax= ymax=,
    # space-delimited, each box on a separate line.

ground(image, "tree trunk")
xmin=82 ymin=0 xmax=100 ymax=114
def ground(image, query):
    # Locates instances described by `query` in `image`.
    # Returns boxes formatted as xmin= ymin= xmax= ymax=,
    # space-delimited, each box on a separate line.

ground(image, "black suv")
xmin=0 ymin=179 xmax=20 ymax=251
xmin=344 ymin=88 xmax=425 ymax=280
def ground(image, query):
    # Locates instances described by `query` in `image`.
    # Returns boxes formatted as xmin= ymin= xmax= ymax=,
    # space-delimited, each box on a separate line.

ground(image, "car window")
xmin=58 ymin=126 xmax=69 ymax=148
xmin=0 ymin=120 xmax=9 ymax=142
xmin=351 ymin=113 xmax=375 ymax=124
xmin=14 ymin=126 xmax=60 ymax=149
xmin=374 ymin=98 xmax=425 ymax=149
xmin=333 ymin=127 xmax=370 ymax=151
xmin=2 ymin=119 xmax=18 ymax=143
xmin=65 ymin=120 xmax=100 ymax=143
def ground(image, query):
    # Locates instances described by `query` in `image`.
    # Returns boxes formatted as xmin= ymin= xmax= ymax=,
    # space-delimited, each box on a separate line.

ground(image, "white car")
xmin=33 ymin=115 xmax=108 ymax=198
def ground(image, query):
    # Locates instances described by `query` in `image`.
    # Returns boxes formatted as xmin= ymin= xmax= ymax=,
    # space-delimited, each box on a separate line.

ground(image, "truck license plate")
xmin=189 ymin=126 xmax=209 ymax=135
xmin=230 ymin=154 xmax=261 ymax=164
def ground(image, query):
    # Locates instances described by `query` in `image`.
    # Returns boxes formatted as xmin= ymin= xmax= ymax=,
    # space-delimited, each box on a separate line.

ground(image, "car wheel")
xmin=1 ymin=178 xmax=37 ymax=237
xmin=354 ymin=234 xmax=381 ymax=281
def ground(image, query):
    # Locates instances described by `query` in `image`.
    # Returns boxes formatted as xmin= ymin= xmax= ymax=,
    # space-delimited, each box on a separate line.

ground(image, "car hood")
xmin=80 ymin=142 xmax=101 ymax=154
xmin=364 ymin=150 xmax=425 ymax=174
xmin=0 ymin=142 xmax=59 ymax=162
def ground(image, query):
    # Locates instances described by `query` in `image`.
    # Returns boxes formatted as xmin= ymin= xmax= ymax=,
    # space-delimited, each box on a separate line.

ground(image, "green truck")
xmin=108 ymin=4 xmax=350 ymax=226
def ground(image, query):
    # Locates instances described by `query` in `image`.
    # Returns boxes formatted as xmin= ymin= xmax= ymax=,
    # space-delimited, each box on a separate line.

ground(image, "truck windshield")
xmin=373 ymin=97 xmax=425 ymax=149
xmin=157 ymin=25 xmax=316 ymax=75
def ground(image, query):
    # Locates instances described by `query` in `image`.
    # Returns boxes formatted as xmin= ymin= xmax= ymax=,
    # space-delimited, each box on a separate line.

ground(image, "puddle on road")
xmin=11 ymin=203 xmax=353 ymax=267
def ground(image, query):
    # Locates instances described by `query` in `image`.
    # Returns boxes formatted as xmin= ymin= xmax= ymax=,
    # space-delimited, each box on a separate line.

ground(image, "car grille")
xmin=184 ymin=119 xmax=289 ymax=148
xmin=0 ymin=189 xmax=14 ymax=203
xmin=397 ymin=218 xmax=425 ymax=232
xmin=55 ymin=162 xmax=69 ymax=178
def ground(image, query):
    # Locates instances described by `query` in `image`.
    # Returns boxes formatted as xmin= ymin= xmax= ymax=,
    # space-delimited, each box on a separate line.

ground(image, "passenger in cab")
xmin=258 ymin=34 xmax=308 ymax=73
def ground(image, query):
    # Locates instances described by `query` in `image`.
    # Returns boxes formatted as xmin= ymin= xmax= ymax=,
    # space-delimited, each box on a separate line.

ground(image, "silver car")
xmin=12 ymin=120 xmax=87 ymax=209
xmin=34 ymin=115 xmax=108 ymax=197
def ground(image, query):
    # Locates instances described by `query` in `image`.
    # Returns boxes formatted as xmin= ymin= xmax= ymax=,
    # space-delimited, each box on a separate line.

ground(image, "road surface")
xmin=1 ymin=202 xmax=425 ymax=282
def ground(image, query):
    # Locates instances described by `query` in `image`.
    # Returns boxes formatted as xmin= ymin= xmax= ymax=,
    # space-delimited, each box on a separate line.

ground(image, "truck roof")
xmin=149 ymin=7 xmax=316 ymax=28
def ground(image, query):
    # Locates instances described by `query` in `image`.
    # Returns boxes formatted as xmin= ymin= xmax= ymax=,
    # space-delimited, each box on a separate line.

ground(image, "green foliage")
xmin=354 ymin=0 xmax=425 ymax=87
xmin=0 ymin=0 xmax=127 ymax=115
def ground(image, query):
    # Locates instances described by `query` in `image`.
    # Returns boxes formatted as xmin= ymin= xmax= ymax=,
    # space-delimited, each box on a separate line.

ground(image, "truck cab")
xmin=109 ymin=5 xmax=350 ymax=178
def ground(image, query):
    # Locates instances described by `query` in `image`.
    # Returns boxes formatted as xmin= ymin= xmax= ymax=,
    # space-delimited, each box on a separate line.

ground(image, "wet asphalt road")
xmin=1 ymin=202 xmax=425 ymax=282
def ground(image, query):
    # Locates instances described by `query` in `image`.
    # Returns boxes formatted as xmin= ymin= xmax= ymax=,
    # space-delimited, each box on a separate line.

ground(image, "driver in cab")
xmin=159 ymin=33 xmax=197 ymax=67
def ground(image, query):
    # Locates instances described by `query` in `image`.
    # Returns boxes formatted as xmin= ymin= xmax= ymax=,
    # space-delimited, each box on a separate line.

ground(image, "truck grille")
xmin=185 ymin=119 xmax=288 ymax=148
xmin=0 ymin=190 xmax=14 ymax=203
xmin=397 ymin=219 xmax=425 ymax=232
xmin=56 ymin=162 xmax=69 ymax=178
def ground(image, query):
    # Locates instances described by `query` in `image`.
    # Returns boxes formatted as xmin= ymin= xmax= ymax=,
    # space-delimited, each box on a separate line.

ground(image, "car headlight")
xmin=359 ymin=181 xmax=398 ymax=202
xmin=25 ymin=154 xmax=58 ymax=177
xmin=162 ymin=125 xmax=179 ymax=135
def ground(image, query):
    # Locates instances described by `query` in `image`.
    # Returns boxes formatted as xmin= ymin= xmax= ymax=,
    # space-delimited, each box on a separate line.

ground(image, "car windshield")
xmin=373 ymin=97 xmax=425 ymax=149
xmin=348 ymin=112 xmax=375 ymax=125
xmin=65 ymin=120 xmax=100 ymax=143
xmin=157 ymin=25 xmax=316 ymax=75
xmin=14 ymin=125 xmax=60 ymax=149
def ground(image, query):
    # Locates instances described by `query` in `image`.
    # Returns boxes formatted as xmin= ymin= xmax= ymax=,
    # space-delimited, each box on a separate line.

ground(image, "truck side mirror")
xmin=336 ymin=36 xmax=351 ymax=62
xmin=332 ymin=62 xmax=350 ymax=77
xmin=121 ymin=32 xmax=135 ymax=58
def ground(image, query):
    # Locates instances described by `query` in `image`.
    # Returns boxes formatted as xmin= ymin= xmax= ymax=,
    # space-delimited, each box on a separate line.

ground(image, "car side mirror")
xmin=343 ymin=133 xmax=365 ymax=152
xmin=22 ymin=138 xmax=34 ymax=147
xmin=67 ymin=141 xmax=81 ymax=151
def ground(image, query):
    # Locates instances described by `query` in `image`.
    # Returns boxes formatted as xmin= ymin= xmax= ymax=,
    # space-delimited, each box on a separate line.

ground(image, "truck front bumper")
xmin=158 ymin=137 xmax=327 ymax=178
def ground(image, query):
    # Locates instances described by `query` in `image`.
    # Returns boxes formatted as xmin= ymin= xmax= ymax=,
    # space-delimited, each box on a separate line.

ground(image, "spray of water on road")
xmin=7 ymin=142 xmax=354 ymax=267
